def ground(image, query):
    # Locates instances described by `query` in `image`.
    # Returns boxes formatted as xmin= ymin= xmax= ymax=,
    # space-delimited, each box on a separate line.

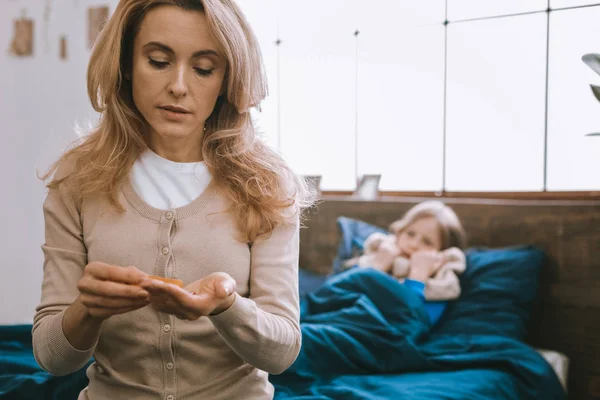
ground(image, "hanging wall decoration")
xmin=88 ymin=6 xmax=109 ymax=49
xmin=60 ymin=36 xmax=68 ymax=60
xmin=9 ymin=11 xmax=34 ymax=57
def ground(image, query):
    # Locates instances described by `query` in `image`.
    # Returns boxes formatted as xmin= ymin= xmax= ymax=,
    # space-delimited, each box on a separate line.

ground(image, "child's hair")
xmin=389 ymin=201 xmax=467 ymax=250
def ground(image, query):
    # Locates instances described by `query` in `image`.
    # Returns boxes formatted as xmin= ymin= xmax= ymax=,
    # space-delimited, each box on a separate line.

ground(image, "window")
xmin=236 ymin=1 xmax=600 ymax=195
xmin=357 ymin=1 xmax=445 ymax=191
xmin=278 ymin=0 xmax=357 ymax=190
xmin=547 ymin=6 xmax=600 ymax=190
xmin=447 ymin=0 xmax=547 ymax=21
xmin=446 ymin=14 xmax=547 ymax=191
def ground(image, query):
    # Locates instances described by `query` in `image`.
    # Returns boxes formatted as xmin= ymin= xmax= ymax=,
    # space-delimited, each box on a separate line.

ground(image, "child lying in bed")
xmin=346 ymin=201 xmax=467 ymax=325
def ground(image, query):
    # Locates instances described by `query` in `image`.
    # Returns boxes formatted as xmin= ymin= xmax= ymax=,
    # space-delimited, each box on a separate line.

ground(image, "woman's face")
xmin=396 ymin=216 xmax=442 ymax=258
xmin=131 ymin=5 xmax=227 ymax=146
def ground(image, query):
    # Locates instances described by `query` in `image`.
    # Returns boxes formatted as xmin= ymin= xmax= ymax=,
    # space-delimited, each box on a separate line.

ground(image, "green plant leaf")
xmin=591 ymin=85 xmax=600 ymax=102
xmin=583 ymin=53 xmax=600 ymax=76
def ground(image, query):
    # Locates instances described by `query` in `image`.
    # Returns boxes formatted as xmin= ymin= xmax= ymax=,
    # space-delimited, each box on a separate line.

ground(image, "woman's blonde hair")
xmin=389 ymin=201 xmax=467 ymax=250
xmin=42 ymin=0 xmax=315 ymax=242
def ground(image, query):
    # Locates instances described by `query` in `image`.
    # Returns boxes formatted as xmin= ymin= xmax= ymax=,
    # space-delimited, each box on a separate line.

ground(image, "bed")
xmin=0 ymin=325 xmax=91 ymax=400
xmin=284 ymin=195 xmax=600 ymax=400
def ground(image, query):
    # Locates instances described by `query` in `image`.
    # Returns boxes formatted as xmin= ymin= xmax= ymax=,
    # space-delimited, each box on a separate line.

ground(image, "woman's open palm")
xmin=140 ymin=272 xmax=237 ymax=320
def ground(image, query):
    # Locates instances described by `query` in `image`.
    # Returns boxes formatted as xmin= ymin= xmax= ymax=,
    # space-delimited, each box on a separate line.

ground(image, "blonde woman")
xmin=33 ymin=1 xmax=314 ymax=399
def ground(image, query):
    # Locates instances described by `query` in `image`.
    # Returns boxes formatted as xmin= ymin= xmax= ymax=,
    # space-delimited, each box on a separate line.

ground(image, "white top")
xmin=129 ymin=149 xmax=212 ymax=210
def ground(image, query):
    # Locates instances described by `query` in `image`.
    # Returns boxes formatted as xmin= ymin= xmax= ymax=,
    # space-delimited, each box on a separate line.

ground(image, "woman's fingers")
xmin=86 ymin=262 xmax=148 ymax=285
xmin=78 ymin=276 xmax=149 ymax=299
xmin=213 ymin=276 xmax=236 ymax=299
xmin=79 ymin=263 xmax=149 ymax=299
xmin=80 ymin=293 xmax=149 ymax=309
xmin=75 ymin=263 xmax=153 ymax=320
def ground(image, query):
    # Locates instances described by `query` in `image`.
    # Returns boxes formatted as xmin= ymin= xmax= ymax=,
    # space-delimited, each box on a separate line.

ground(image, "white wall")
xmin=2 ymin=0 xmax=599 ymax=324
xmin=0 ymin=0 xmax=118 ymax=324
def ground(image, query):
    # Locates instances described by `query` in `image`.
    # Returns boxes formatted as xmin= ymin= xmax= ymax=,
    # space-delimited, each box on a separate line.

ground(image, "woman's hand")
xmin=140 ymin=272 xmax=237 ymax=320
xmin=408 ymin=251 xmax=445 ymax=282
xmin=76 ymin=262 xmax=151 ymax=321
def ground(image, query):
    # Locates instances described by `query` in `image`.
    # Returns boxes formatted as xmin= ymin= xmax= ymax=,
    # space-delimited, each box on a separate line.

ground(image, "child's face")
xmin=396 ymin=216 xmax=442 ymax=258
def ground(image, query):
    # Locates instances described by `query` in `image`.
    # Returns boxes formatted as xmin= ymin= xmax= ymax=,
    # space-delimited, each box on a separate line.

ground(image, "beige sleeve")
xmin=424 ymin=268 xmax=462 ymax=300
xmin=424 ymin=248 xmax=467 ymax=300
xmin=32 ymin=179 xmax=96 ymax=376
xmin=441 ymin=247 xmax=467 ymax=274
xmin=209 ymin=213 xmax=301 ymax=375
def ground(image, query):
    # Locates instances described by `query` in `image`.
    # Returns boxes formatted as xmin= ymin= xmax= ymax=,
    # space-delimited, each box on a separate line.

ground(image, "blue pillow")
xmin=331 ymin=217 xmax=388 ymax=275
xmin=433 ymin=246 xmax=544 ymax=340
xmin=298 ymin=268 xmax=329 ymax=300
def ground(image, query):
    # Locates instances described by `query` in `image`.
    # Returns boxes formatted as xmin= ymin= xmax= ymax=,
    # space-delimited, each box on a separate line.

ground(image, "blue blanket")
xmin=0 ymin=325 xmax=90 ymax=400
xmin=270 ymin=268 xmax=565 ymax=400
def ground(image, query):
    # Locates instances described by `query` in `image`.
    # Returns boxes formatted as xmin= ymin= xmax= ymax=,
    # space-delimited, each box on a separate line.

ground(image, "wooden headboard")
xmin=298 ymin=196 xmax=600 ymax=400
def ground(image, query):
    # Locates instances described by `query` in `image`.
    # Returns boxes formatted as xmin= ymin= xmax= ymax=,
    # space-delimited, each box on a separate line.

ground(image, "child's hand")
xmin=370 ymin=239 xmax=399 ymax=273
xmin=408 ymin=251 xmax=445 ymax=282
